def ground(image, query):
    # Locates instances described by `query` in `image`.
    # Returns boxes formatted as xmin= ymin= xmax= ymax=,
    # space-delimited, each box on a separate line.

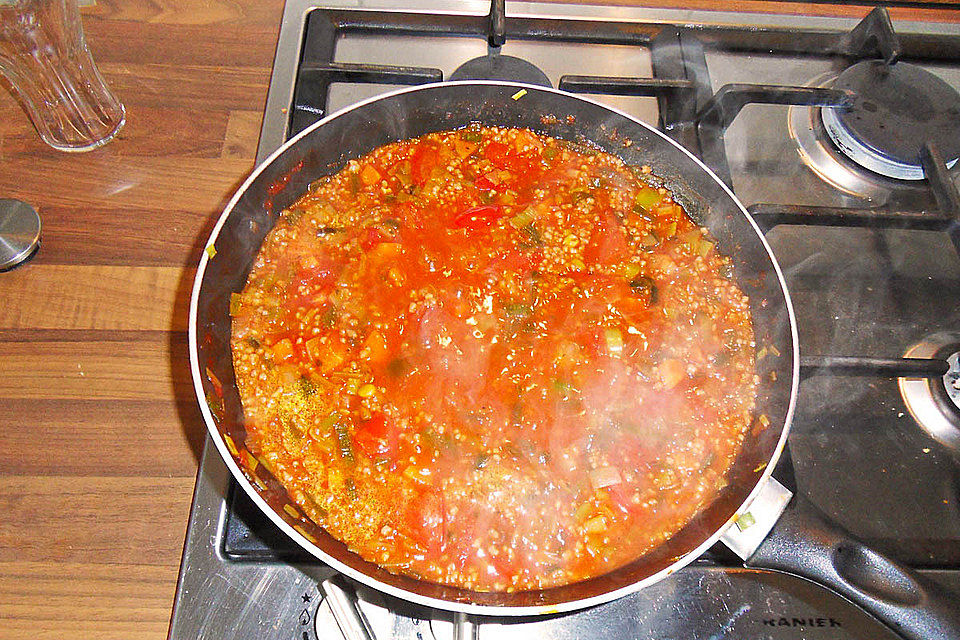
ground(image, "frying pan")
xmin=189 ymin=81 xmax=960 ymax=639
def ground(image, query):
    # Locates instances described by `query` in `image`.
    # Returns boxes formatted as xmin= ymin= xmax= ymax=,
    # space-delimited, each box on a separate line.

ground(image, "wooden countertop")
xmin=0 ymin=2 xmax=956 ymax=638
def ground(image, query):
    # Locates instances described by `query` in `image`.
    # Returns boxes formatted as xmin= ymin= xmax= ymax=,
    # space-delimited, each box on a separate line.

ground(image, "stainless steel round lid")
xmin=0 ymin=199 xmax=41 ymax=271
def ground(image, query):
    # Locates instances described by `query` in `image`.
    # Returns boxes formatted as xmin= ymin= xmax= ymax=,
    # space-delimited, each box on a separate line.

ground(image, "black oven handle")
xmin=746 ymin=492 xmax=960 ymax=640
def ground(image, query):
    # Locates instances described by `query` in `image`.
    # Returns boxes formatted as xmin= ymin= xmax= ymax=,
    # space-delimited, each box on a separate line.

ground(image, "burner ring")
xmin=899 ymin=332 xmax=960 ymax=457
xmin=822 ymin=61 xmax=960 ymax=181
xmin=788 ymin=73 xmax=926 ymax=200
xmin=822 ymin=106 xmax=958 ymax=180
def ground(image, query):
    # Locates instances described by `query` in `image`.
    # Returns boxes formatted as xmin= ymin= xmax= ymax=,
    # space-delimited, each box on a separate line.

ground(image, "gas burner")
xmin=788 ymin=74 xmax=926 ymax=201
xmin=820 ymin=61 xmax=960 ymax=180
xmin=899 ymin=332 xmax=960 ymax=458
xmin=450 ymin=53 xmax=551 ymax=86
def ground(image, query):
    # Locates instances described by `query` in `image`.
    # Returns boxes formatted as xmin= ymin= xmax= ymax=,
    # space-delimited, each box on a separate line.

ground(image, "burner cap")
xmin=0 ymin=198 xmax=41 ymax=271
xmin=899 ymin=332 xmax=960 ymax=458
xmin=450 ymin=54 xmax=551 ymax=87
xmin=821 ymin=61 xmax=960 ymax=180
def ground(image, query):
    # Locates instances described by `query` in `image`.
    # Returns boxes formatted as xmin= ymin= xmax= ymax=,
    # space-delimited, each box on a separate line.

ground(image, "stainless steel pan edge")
xmin=188 ymin=80 xmax=798 ymax=616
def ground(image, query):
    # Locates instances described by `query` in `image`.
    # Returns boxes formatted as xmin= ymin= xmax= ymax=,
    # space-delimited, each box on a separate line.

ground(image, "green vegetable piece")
xmin=205 ymin=391 xmax=223 ymax=416
xmin=509 ymin=207 xmax=536 ymax=229
xmin=736 ymin=512 xmax=756 ymax=531
xmin=629 ymin=276 xmax=659 ymax=305
xmin=634 ymin=187 xmax=661 ymax=211
xmin=571 ymin=188 xmax=592 ymax=204
xmin=504 ymin=303 xmax=533 ymax=317
xmin=604 ymin=328 xmax=624 ymax=355
xmin=334 ymin=421 xmax=354 ymax=462
xmin=510 ymin=402 xmax=524 ymax=424
xmin=543 ymin=146 xmax=558 ymax=161
xmin=229 ymin=293 xmax=243 ymax=316
xmin=296 ymin=376 xmax=316 ymax=398
xmin=639 ymin=231 xmax=660 ymax=248
xmin=345 ymin=476 xmax=358 ymax=500
xmin=320 ymin=307 xmax=338 ymax=328
xmin=520 ymin=224 xmax=544 ymax=247
xmin=632 ymin=203 xmax=654 ymax=221
xmin=320 ymin=411 xmax=340 ymax=431
xmin=284 ymin=208 xmax=305 ymax=226
xmin=285 ymin=420 xmax=304 ymax=441
xmin=460 ymin=128 xmax=483 ymax=142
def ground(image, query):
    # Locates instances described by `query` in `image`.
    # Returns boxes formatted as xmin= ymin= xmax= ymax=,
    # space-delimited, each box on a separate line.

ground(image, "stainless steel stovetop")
xmin=170 ymin=2 xmax=960 ymax=638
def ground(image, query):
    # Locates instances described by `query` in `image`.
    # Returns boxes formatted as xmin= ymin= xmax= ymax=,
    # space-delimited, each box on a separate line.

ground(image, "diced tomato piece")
xmin=474 ymin=174 xmax=496 ymax=190
xmin=297 ymin=267 xmax=336 ymax=287
xmin=353 ymin=413 xmax=399 ymax=462
xmin=360 ymin=227 xmax=387 ymax=251
xmin=410 ymin=144 xmax=440 ymax=184
xmin=572 ymin=326 xmax=603 ymax=359
xmin=607 ymin=482 xmax=644 ymax=517
xmin=483 ymin=142 xmax=541 ymax=189
xmin=291 ymin=257 xmax=337 ymax=300
xmin=611 ymin=433 xmax=655 ymax=469
xmin=660 ymin=358 xmax=685 ymax=389
xmin=454 ymin=139 xmax=478 ymax=159
xmin=489 ymin=248 xmax=535 ymax=276
xmin=271 ymin=338 xmax=294 ymax=362
xmin=362 ymin=330 xmax=389 ymax=364
xmin=360 ymin=164 xmax=381 ymax=186
xmin=403 ymin=489 xmax=445 ymax=553
xmin=452 ymin=205 xmax=506 ymax=232
xmin=304 ymin=337 xmax=345 ymax=372
xmin=487 ymin=549 xmax=518 ymax=580
xmin=483 ymin=142 xmax=515 ymax=169
xmin=584 ymin=215 xmax=629 ymax=265
xmin=304 ymin=336 xmax=324 ymax=362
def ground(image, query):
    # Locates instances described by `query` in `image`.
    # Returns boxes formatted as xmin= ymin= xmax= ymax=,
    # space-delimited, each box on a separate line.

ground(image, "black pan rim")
xmin=188 ymin=79 xmax=800 ymax=616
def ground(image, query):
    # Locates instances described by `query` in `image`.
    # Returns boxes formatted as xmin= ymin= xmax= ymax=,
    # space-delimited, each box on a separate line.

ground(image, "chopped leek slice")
xmin=604 ymin=328 xmax=624 ymax=356
xmin=633 ymin=187 xmax=661 ymax=211
xmin=334 ymin=421 xmax=354 ymax=462
xmin=509 ymin=206 xmax=536 ymax=229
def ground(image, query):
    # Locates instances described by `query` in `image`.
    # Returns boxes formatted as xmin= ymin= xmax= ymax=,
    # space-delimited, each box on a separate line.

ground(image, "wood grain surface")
xmin=0 ymin=1 xmax=956 ymax=639
xmin=0 ymin=1 xmax=282 ymax=637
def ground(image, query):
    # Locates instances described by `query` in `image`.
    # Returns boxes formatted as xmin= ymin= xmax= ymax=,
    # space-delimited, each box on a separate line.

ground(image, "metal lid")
xmin=0 ymin=199 xmax=41 ymax=271
xmin=821 ymin=61 xmax=960 ymax=180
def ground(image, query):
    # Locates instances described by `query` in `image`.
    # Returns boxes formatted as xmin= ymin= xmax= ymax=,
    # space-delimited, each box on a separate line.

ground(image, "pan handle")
xmin=745 ymin=492 xmax=960 ymax=640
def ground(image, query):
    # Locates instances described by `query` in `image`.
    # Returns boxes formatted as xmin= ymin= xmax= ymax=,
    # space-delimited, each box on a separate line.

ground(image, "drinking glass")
xmin=0 ymin=0 xmax=124 ymax=151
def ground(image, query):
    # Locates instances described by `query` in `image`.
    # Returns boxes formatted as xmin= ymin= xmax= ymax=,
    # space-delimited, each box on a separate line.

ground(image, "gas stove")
xmin=170 ymin=2 xmax=960 ymax=638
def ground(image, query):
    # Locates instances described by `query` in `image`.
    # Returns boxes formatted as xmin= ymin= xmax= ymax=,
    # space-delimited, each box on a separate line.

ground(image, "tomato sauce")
xmin=230 ymin=125 xmax=757 ymax=592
